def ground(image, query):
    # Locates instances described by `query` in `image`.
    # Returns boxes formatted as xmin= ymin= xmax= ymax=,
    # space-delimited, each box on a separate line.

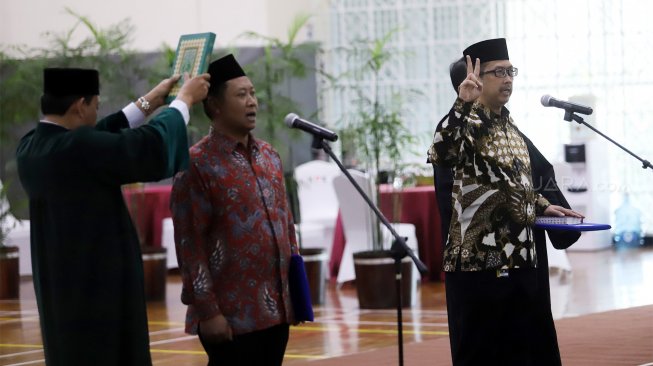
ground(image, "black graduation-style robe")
xmin=16 ymin=108 xmax=189 ymax=366
xmin=522 ymin=133 xmax=580 ymax=365
xmin=431 ymin=118 xmax=580 ymax=365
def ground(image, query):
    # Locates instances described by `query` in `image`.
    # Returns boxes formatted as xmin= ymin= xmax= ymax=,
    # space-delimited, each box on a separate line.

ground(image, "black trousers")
xmin=445 ymin=268 xmax=544 ymax=366
xmin=198 ymin=323 xmax=290 ymax=366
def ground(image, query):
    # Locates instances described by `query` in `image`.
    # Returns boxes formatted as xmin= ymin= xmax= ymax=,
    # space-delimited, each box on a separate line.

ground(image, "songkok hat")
xmin=463 ymin=38 xmax=509 ymax=64
xmin=43 ymin=68 xmax=100 ymax=96
xmin=207 ymin=54 xmax=246 ymax=94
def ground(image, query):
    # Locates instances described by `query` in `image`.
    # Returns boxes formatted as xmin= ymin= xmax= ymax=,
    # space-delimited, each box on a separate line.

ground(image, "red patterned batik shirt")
xmin=171 ymin=128 xmax=298 ymax=335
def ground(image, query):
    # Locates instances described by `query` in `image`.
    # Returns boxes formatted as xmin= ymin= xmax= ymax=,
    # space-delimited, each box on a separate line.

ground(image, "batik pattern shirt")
xmin=171 ymin=128 xmax=298 ymax=335
xmin=428 ymin=98 xmax=550 ymax=272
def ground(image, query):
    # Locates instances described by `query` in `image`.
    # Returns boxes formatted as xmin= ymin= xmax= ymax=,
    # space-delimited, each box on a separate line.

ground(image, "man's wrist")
xmin=174 ymin=93 xmax=193 ymax=109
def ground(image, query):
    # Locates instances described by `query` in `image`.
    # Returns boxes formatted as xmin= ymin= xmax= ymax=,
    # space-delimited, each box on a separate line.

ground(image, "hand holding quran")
xmin=140 ymin=75 xmax=182 ymax=113
xmin=534 ymin=206 xmax=611 ymax=231
xmin=174 ymin=73 xmax=211 ymax=108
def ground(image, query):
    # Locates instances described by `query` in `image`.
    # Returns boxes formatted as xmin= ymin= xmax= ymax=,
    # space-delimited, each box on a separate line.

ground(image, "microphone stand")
xmin=312 ymin=136 xmax=429 ymax=366
xmin=563 ymin=110 xmax=652 ymax=171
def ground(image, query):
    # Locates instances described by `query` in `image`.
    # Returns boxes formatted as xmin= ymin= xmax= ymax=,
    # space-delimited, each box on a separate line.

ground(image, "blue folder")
xmin=534 ymin=222 xmax=611 ymax=231
xmin=289 ymin=254 xmax=314 ymax=322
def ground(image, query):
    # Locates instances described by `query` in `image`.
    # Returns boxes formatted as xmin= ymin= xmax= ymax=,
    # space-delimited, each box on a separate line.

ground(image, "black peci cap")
xmin=207 ymin=54 xmax=246 ymax=94
xmin=463 ymin=38 xmax=509 ymax=64
xmin=43 ymin=68 xmax=100 ymax=96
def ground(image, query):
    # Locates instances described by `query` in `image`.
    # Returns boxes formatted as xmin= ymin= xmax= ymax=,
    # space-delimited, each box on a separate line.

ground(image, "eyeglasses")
xmin=480 ymin=67 xmax=518 ymax=78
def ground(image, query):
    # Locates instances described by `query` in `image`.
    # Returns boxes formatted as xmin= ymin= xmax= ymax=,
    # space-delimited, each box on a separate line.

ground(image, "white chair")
xmin=294 ymin=160 xmax=341 ymax=262
xmin=1 ymin=180 xmax=32 ymax=276
xmin=332 ymin=170 xmax=419 ymax=298
xmin=161 ymin=217 xmax=178 ymax=269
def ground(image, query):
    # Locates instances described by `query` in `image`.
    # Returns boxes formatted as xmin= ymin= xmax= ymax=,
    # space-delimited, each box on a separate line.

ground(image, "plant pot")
xmin=0 ymin=245 xmax=20 ymax=299
xmin=142 ymin=246 xmax=167 ymax=302
xmin=299 ymin=247 xmax=327 ymax=305
xmin=353 ymin=249 xmax=413 ymax=309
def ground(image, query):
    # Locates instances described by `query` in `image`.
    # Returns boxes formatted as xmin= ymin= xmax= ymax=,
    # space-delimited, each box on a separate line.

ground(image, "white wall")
xmin=0 ymin=0 xmax=329 ymax=54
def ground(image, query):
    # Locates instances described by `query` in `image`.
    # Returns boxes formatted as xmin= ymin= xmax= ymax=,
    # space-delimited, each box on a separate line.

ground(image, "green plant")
xmin=330 ymin=29 xmax=419 ymax=250
xmin=36 ymin=8 xmax=147 ymax=106
xmin=0 ymin=8 xmax=154 ymax=159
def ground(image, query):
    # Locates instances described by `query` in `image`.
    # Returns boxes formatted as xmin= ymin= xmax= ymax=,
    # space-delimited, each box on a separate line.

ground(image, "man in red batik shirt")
xmin=170 ymin=54 xmax=298 ymax=366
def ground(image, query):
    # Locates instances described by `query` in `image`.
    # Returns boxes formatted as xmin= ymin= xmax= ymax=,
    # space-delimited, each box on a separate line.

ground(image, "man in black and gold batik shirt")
xmin=428 ymin=38 xmax=583 ymax=366
xmin=432 ymin=96 xmax=551 ymax=271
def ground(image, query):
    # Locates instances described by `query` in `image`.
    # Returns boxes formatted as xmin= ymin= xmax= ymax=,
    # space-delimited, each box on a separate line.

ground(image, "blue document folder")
xmin=289 ymin=254 xmax=314 ymax=322
xmin=534 ymin=222 xmax=611 ymax=231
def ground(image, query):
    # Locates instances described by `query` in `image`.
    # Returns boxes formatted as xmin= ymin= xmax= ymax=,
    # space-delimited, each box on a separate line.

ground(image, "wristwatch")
xmin=137 ymin=96 xmax=151 ymax=113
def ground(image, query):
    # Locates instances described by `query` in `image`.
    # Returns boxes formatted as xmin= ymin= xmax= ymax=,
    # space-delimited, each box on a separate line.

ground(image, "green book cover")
xmin=166 ymin=32 xmax=216 ymax=103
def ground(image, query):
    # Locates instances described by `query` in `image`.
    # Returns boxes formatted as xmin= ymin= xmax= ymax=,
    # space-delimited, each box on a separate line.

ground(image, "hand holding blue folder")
xmin=534 ymin=222 xmax=611 ymax=231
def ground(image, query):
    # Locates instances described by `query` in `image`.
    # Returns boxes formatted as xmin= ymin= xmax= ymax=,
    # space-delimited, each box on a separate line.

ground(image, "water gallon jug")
xmin=613 ymin=193 xmax=642 ymax=247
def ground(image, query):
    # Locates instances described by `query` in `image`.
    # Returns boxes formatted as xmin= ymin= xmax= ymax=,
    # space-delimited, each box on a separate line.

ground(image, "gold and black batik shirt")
xmin=428 ymin=98 xmax=550 ymax=272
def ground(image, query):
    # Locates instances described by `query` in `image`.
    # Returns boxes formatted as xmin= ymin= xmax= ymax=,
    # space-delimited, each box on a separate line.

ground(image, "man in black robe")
xmin=430 ymin=55 xmax=581 ymax=365
xmin=15 ymin=68 xmax=210 ymax=365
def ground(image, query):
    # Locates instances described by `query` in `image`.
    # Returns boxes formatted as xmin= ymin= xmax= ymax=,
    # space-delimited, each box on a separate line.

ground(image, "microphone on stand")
xmin=541 ymin=95 xmax=593 ymax=115
xmin=284 ymin=113 xmax=338 ymax=142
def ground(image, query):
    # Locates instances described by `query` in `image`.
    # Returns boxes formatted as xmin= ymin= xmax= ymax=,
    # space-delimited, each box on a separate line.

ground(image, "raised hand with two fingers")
xmin=458 ymin=55 xmax=483 ymax=103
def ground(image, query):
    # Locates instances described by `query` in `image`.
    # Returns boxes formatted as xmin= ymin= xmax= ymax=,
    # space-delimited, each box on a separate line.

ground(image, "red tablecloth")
xmin=122 ymin=185 xmax=173 ymax=247
xmin=329 ymin=185 xmax=443 ymax=281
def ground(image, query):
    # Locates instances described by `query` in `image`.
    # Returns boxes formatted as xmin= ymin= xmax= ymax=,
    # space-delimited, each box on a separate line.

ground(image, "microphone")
xmin=284 ymin=113 xmax=338 ymax=142
xmin=541 ymin=95 xmax=593 ymax=115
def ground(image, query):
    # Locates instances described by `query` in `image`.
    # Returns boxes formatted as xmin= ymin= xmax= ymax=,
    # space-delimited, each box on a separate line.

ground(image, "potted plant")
xmin=328 ymin=29 xmax=418 ymax=308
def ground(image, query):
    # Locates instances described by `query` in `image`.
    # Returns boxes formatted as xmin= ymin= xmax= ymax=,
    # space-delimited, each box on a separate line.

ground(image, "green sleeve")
xmin=145 ymin=108 xmax=189 ymax=175
xmin=76 ymin=107 xmax=189 ymax=185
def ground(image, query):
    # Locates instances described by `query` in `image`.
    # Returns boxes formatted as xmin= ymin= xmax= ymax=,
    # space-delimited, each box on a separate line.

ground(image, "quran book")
xmin=165 ymin=32 xmax=216 ymax=103
xmin=289 ymin=254 xmax=314 ymax=322
xmin=535 ymin=216 xmax=584 ymax=225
